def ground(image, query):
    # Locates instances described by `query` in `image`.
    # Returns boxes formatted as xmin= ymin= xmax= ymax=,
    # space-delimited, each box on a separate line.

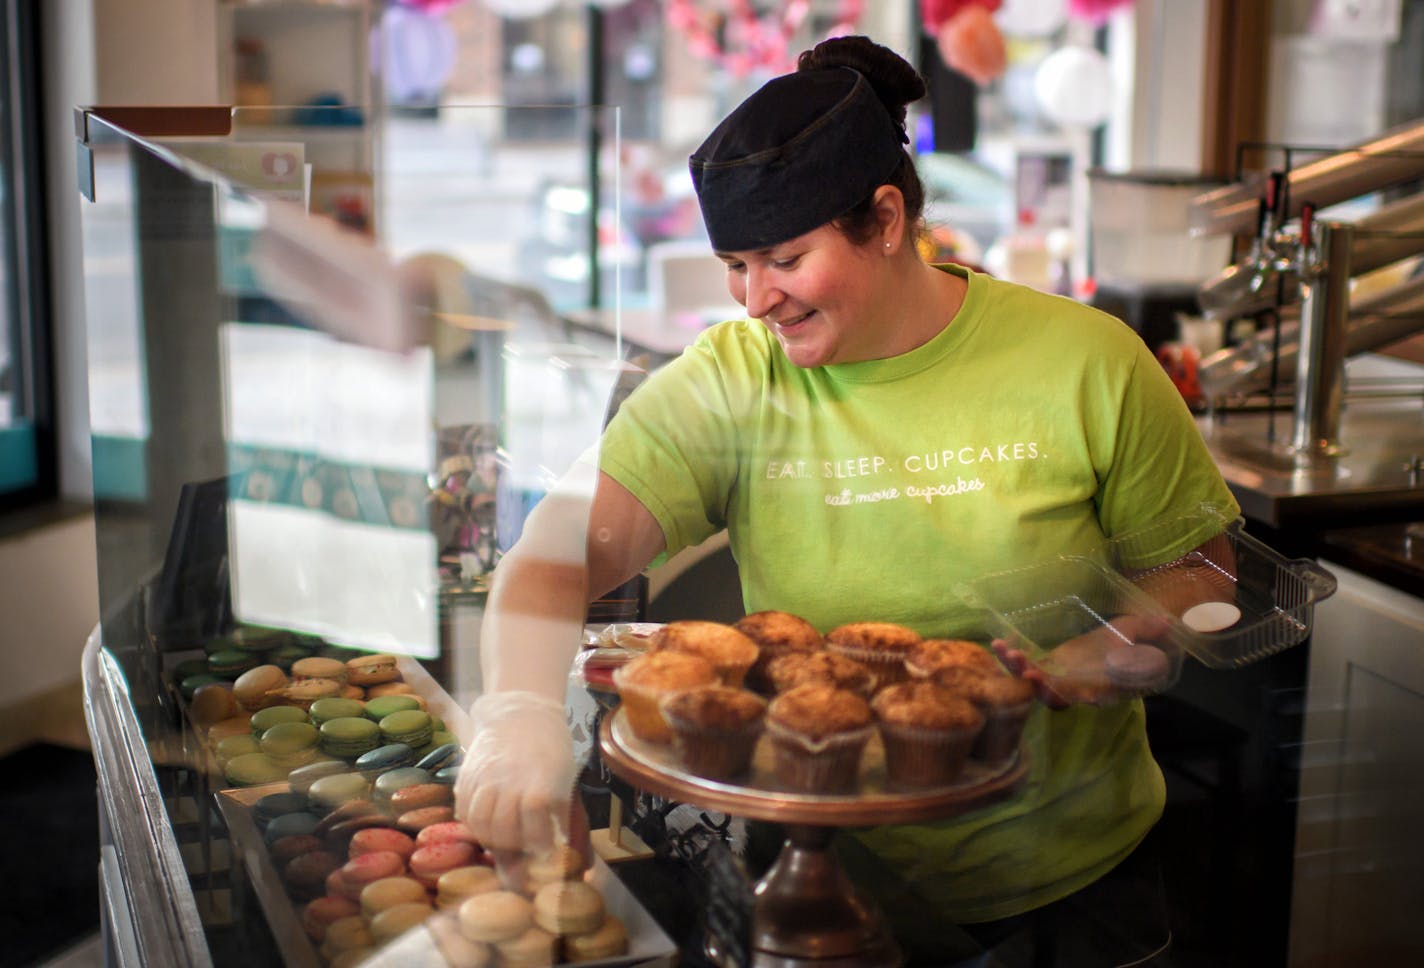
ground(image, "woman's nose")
xmin=741 ymin=266 xmax=782 ymax=320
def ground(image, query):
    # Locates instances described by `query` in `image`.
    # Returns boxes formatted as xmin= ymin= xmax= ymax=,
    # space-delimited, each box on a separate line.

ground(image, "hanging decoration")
xmin=482 ymin=0 xmax=560 ymax=19
xmin=1066 ymin=0 xmax=1135 ymax=27
xmin=993 ymin=0 xmax=1067 ymax=38
xmin=1033 ymin=43 xmax=1114 ymax=126
xmin=394 ymin=0 xmax=466 ymax=13
xmin=920 ymin=1 xmax=1007 ymax=87
xmin=378 ymin=3 xmax=459 ymax=104
xmin=666 ymin=0 xmax=866 ymax=79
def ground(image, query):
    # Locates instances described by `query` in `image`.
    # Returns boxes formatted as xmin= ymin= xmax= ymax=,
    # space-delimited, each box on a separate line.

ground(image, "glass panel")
xmin=77 ymin=104 xmax=622 ymax=964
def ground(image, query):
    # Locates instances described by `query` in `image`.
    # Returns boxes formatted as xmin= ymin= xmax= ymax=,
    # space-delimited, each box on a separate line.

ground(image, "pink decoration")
xmin=666 ymin=0 xmax=865 ymax=77
xmin=937 ymin=5 xmax=1007 ymax=87
xmin=1067 ymin=0 xmax=1135 ymax=26
xmin=396 ymin=0 xmax=465 ymax=13
xmin=919 ymin=0 xmax=1001 ymax=34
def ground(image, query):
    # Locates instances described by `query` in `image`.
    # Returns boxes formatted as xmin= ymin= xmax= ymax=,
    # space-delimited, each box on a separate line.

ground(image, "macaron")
xmin=253 ymin=791 xmax=310 ymax=827
xmin=436 ymin=865 xmax=501 ymax=911
xmin=346 ymin=653 xmax=401 ymax=687
xmin=309 ymin=697 xmax=366 ymax=726
xmin=231 ymin=664 xmax=288 ymax=712
xmin=414 ymin=742 xmax=462 ymax=773
xmin=416 ymin=822 xmax=479 ymax=849
xmin=292 ymin=656 xmax=348 ymax=682
xmin=409 ymin=840 xmax=478 ymax=889
xmin=365 ymin=695 xmax=421 ymax=721
xmin=372 ymin=767 xmax=434 ymax=806
xmin=269 ymin=642 xmax=316 ymax=672
xmin=263 ymin=811 xmax=321 ymax=846
xmin=319 ymin=717 xmax=382 ymax=758
xmin=250 ymin=704 xmax=309 ymax=737
xmin=269 ymin=834 xmax=325 ymax=867
xmin=190 ymin=683 xmax=239 ymax=727
xmin=396 ymin=806 xmax=456 ymax=833
xmin=283 ymin=849 xmax=344 ymax=900
xmin=532 ymin=880 xmax=605 ymax=936
xmin=223 ymin=752 xmax=287 ymax=787
xmin=457 ymin=890 xmax=534 ymax=943
xmin=287 ymin=759 xmax=349 ymax=797
xmin=355 ymin=742 xmax=418 ymax=777
xmin=359 ymin=874 xmax=427 ymax=921
xmin=307 ymin=773 xmax=372 ymax=814
xmin=214 ymin=734 xmax=262 ymax=764
xmin=320 ymin=916 xmax=374 ymax=959
xmin=380 ymin=711 xmax=434 ymax=749
xmin=208 ymin=649 xmax=260 ymax=679
xmin=341 ymin=853 xmax=409 ymax=903
xmin=496 ymin=926 xmax=558 ymax=968
xmin=259 ymin=721 xmax=321 ymax=765
xmin=205 ymin=715 xmax=254 ymax=749
xmin=365 ymin=681 xmax=418 ymax=699
xmin=427 ymin=913 xmax=495 ymax=968
xmin=349 ymin=827 xmax=417 ymax=861
xmin=369 ymin=900 xmax=433 ymax=944
xmin=180 ymin=673 xmax=225 ymax=700
xmin=302 ymin=895 xmax=361 ymax=943
xmin=434 ymin=766 xmax=461 ymax=785
xmin=279 ymin=678 xmax=344 ymax=710
xmin=389 ymin=783 xmax=453 ymax=817
xmin=231 ymin=624 xmax=287 ymax=651
xmin=565 ymin=914 xmax=629 ymax=961
xmin=172 ymin=657 xmax=211 ymax=682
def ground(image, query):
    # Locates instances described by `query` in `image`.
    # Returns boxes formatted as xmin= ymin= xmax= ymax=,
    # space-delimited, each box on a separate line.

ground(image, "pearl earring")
xmin=884 ymin=242 xmax=891 ymax=249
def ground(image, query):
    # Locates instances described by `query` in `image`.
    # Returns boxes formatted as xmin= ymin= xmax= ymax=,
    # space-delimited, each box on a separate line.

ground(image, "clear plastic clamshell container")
xmin=959 ymin=556 xmax=1187 ymax=705
xmin=1104 ymin=507 xmax=1338 ymax=669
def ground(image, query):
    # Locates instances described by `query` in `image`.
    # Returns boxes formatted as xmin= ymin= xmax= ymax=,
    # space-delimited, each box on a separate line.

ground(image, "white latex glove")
xmin=455 ymin=690 xmax=576 ymax=852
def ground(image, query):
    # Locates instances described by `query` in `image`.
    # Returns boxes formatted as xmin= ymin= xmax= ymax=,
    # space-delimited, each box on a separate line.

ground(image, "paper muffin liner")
xmin=765 ymin=720 xmax=874 ymax=793
xmin=663 ymin=714 xmax=765 ymax=782
xmin=971 ymin=700 xmax=1035 ymax=764
xmin=876 ymin=719 xmax=981 ymax=790
xmin=824 ymin=643 xmax=909 ymax=688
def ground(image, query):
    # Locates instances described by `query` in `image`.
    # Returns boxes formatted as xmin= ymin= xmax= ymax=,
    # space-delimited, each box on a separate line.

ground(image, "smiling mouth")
xmin=769 ymin=311 xmax=814 ymax=329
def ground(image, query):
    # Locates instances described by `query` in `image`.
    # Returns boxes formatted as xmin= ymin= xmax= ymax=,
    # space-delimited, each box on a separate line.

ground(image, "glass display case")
xmin=75 ymin=103 xmax=676 ymax=966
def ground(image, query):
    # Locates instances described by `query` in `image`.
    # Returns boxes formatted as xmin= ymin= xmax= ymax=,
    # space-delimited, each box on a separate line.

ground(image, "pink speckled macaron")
xmin=414 ymin=821 xmax=480 ymax=848
xmin=348 ymin=827 xmax=417 ymax=861
xmin=409 ymin=841 xmax=479 ymax=889
xmin=337 ymin=850 xmax=406 ymax=896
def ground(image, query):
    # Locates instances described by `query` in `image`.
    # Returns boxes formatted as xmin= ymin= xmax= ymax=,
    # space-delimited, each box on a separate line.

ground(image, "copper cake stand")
xmin=599 ymin=710 xmax=1028 ymax=967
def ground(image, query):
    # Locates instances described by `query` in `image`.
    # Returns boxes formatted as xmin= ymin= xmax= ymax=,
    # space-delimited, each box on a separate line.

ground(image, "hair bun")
xmin=796 ymin=35 xmax=927 ymax=128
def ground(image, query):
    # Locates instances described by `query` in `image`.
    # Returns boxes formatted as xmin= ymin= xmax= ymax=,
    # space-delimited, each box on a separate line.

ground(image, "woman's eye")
xmin=771 ymin=256 xmax=800 ymax=270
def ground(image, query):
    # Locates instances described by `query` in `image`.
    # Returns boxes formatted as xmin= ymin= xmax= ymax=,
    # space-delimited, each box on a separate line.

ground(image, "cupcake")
xmin=660 ymin=685 xmax=768 ymax=781
xmin=765 ymin=684 xmax=874 ymax=793
xmin=764 ymin=650 xmax=877 ymax=698
xmin=931 ymin=666 xmax=1036 ymax=764
xmin=612 ymin=650 xmax=718 ymax=744
xmin=904 ymin=638 xmax=1003 ymax=680
xmin=871 ymin=681 xmax=985 ymax=790
xmin=824 ymin=622 xmax=921 ymax=689
xmin=734 ymin=610 xmax=825 ymax=693
xmin=651 ymin=620 xmax=760 ymax=687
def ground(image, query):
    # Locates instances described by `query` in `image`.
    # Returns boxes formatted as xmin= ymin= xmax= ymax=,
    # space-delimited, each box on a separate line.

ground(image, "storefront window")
xmin=0 ymin=0 xmax=51 ymax=507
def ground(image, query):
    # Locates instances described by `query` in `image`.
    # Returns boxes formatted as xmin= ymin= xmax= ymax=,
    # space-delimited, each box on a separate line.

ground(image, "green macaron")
xmin=208 ymin=649 xmax=260 ymax=679
xmin=379 ymin=710 xmax=433 ymax=749
xmin=308 ymin=698 xmax=366 ymax=727
xmin=250 ymin=705 xmax=309 ymax=737
xmin=318 ymin=716 xmax=382 ymax=758
xmin=364 ymin=695 xmax=421 ymax=721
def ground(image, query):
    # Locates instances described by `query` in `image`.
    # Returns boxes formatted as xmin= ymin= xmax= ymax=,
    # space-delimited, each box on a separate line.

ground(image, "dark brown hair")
xmin=798 ymin=36 xmax=927 ymax=247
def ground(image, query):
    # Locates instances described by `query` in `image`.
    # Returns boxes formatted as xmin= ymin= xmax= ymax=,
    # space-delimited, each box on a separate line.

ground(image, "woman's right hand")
xmin=453 ymin=691 xmax=577 ymax=852
xmin=993 ymin=613 xmax=1174 ymax=709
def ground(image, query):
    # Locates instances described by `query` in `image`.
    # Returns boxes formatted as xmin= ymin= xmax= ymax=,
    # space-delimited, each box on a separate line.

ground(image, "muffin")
xmin=734 ymin=610 xmax=825 ymax=693
xmin=651 ymin=620 xmax=760 ymax=687
xmin=904 ymin=638 xmax=1003 ymax=680
xmin=612 ymin=650 xmax=718 ymax=744
xmin=871 ymin=681 xmax=985 ymax=789
xmin=660 ymin=685 xmax=768 ymax=781
xmin=824 ymin=622 xmax=921 ymax=688
xmin=764 ymin=650 xmax=877 ymax=698
xmin=932 ymin=666 xmax=1036 ymax=763
xmin=765 ymin=684 xmax=874 ymax=793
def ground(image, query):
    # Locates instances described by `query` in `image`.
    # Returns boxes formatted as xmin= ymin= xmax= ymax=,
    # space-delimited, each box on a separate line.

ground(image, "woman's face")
xmin=717 ymin=224 xmax=889 ymax=367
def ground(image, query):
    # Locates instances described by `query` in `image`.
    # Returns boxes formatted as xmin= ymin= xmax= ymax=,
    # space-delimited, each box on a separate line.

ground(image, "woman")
xmin=457 ymin=35 xmax=1236 ymax=963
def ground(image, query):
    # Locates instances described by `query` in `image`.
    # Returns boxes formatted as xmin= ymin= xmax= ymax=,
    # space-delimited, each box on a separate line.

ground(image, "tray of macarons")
xmin=598 ymin=616 xmax=1031 ymax=827
xmin=217 ymin=778 xmax=677 ymax=967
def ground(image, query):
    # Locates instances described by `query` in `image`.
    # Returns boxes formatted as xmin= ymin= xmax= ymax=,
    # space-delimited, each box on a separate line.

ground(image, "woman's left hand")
xmin=993 ymin=613 xmax=1173 ymax=709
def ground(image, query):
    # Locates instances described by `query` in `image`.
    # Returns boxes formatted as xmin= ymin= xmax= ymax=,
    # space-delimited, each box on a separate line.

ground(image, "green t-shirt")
xmin=599 ymin=265 xmax=1238 ymax=924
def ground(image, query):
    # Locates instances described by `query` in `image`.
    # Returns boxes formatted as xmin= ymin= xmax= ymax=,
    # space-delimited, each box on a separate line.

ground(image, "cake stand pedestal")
xmin=599 ymin=710 xmax=1028 ymax=967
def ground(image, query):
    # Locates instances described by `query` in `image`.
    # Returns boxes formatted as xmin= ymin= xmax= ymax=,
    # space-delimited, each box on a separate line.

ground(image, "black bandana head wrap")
xmin=689 ymin=66 xmax=907 ymax=253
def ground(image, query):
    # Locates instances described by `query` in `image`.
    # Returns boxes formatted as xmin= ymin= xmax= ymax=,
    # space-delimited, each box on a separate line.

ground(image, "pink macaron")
xmin=348 ymin=827 xmax=417 ymax=861
xmin=408 ymin=841 xmax=478 ymax=889
xmin=302 ymin=895 xmax=362 ymax=942
xmin=337 ymin=849 xmax=407 ymax=897
xmin=414 ymin=821 xmax=479 ymax=848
